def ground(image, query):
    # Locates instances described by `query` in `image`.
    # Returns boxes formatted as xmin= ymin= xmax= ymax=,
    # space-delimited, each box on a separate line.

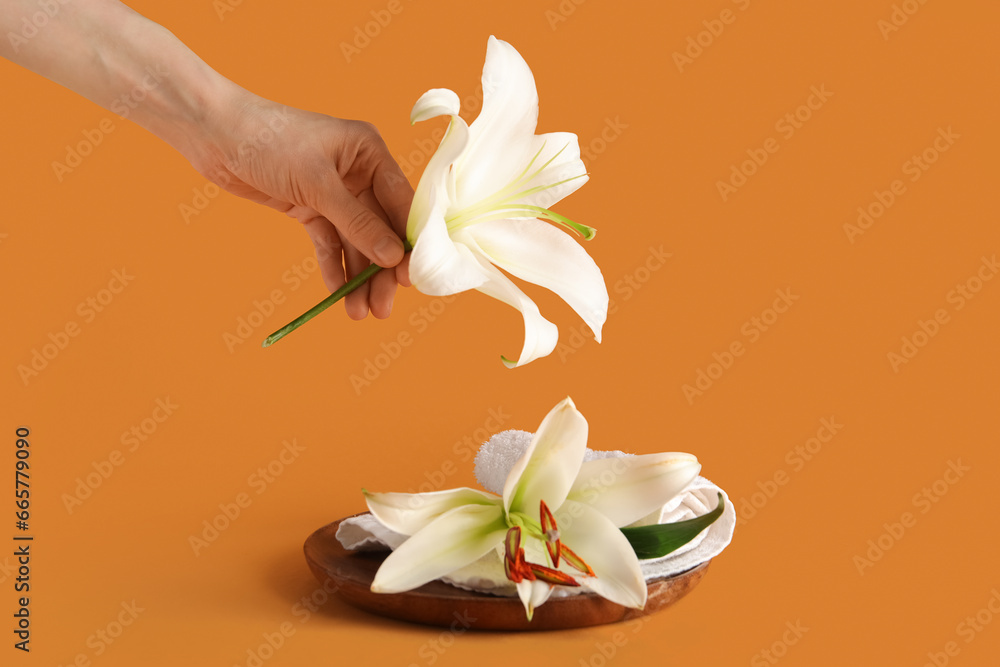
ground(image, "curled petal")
xmin=410 ymin=88 xmax=461 ymax=124
xmin=568 ymin=453 xmax=701 ymax=527
xmin=503 ymin=397 xmax=587 ymax=516
xmin=364 ymin=487 xmax=500 ymax=536
xmin=462 ymin=247 xmax=559 ymax=368
xmin=468 ymin=218 xmax=608 ymax=343
xmin=371 ymin=504 xmax=508 ymax=593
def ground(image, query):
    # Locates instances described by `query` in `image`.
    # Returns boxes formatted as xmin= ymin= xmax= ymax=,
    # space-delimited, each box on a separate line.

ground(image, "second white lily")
xmin=406 ymin=36 xmax=608 ymax=368
xmin=365 ymin=398 xmax=701 ymax=619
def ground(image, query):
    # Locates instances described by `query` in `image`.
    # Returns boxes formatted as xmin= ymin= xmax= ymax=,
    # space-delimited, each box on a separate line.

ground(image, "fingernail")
xmin=374 ymin=237 xmax=403 ymax=266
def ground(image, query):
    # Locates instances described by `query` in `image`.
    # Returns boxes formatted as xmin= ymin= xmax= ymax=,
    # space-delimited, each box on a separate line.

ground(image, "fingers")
xmin=372 ymin=155 xmax=415 ymax=240
xmin=297 ymin=120 xmax=413 ymax=320
xmin=300 ymin=202 xmax=400 ymax=320
xmin=315 ymin=176 xmax=404 ymax=268
xmin=302 ymin=216 xmax=383 ymax=320
xmin=342 ymin=242 xmax=372 ymax=320
xmin=369 ymin=266 xmax=398 ymax=319
xmin=357 ymin=188 xmax=399 ymax=319
xmin=395 ymin=253 xmax=412 ymax=288
xmin=302 ymin=217 xmax=346 ymax=294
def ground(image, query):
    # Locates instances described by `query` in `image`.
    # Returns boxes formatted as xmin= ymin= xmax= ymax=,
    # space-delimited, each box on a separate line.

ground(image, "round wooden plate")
xmin=303 ymin=517 xmax=710 ymax=631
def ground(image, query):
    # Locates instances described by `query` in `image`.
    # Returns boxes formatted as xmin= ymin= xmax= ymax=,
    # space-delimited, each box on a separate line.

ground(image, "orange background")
xmin=3 ymin=0 xmax=999 ymax=665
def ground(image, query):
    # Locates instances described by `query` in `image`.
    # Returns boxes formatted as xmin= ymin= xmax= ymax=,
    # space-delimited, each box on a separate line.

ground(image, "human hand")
xmin=1 ymin=1 xmax=413 ymax=319
xmin=188 ymin=94 xmax=414 ymax=320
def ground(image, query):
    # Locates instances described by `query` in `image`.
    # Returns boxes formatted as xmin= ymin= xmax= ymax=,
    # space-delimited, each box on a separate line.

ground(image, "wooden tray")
xmin=304 ymin=517 xmax=710 ymax=631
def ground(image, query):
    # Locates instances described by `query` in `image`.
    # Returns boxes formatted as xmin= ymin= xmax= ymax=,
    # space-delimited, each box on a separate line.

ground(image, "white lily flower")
xmin=364 ymin=398 xmax=701 ymax=620
xmin=405 ymin=36 xmax=609 ymax=368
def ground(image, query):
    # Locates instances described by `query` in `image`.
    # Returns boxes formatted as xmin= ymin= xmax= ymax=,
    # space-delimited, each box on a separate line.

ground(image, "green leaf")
xmin=619 ymin=493 xmax=725 ymax=560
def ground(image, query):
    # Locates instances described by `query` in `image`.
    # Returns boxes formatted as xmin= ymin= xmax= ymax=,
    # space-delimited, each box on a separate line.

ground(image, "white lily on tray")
xmin=363 ymin=398 xmax=705 ymax=620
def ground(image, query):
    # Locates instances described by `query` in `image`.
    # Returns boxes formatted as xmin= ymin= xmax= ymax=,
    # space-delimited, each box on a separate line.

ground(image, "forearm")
xmin=1 ymin=0 xmax=247 ymax=166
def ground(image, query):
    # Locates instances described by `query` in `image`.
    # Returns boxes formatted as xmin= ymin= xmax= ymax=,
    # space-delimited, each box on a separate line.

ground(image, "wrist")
xmin=110 ymin=20 xmax=249 ymax=173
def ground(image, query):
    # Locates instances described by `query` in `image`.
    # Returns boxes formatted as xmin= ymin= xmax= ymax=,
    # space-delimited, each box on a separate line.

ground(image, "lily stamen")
xmin=560 ymin=543 xmax=596 ymax=578
xmin=539 ymin=499 xmax=562 ymax=567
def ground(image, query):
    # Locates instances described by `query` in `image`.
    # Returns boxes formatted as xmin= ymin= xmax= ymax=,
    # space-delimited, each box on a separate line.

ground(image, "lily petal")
xmin=468 ymin=217 xmax=608 ymax=342
xmin=515 ymin=132 xmax=588 ymax=211
xmin=371 ymin=503 xmax=508 ymax=593
xmin=462 ymin=246 xmax=559 ymax=368
xmin=503 ymin=397 xmax=587 ymax=515
xmin=556 ymin=500 xmax=647 ymax=609
xmin=567 ymin=453 xmax=701 ymax=527
xmin=444 ymin=134 xmax=588 ymax=231
xmin=515 ymin=579 xmax=554 ymax=621
xmin=407 ymin=113 xmax=491 ymax=295
xmin=410 ymin=88 xmax=461 ymax=124
xmin=455 ymin=36 xmax=540 ymax=208
xmin=364 ymin=487 xmax=501 ymax=536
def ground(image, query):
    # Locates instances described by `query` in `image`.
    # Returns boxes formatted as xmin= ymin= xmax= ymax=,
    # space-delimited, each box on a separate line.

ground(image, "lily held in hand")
xmin=264 ymin=37 xmax=608 ymax=368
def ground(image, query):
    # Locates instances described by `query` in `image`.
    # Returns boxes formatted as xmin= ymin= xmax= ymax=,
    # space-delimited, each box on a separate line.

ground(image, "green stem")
xmin=261 ymin=241 xmax=411 ymax=348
